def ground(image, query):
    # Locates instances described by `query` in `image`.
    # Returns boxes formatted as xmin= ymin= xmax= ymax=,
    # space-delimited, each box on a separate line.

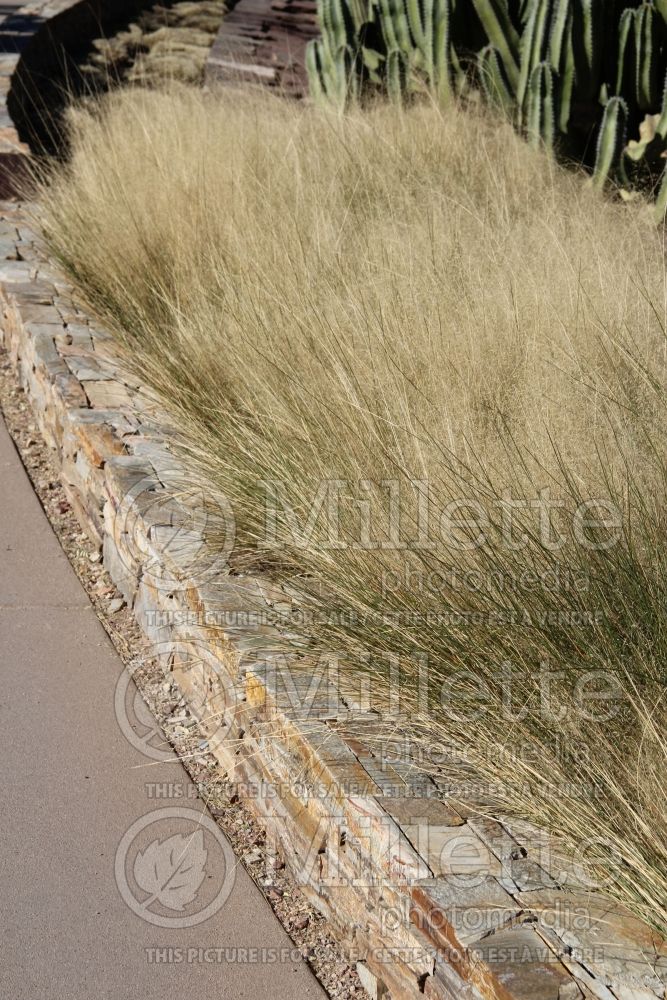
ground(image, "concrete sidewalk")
xmin=0 ymin=414 xmax=326 ymax=1000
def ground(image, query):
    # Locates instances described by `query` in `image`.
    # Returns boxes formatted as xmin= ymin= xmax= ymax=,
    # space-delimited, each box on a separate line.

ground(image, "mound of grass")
xmin=39 ymin=86 xmax=667 ymax=936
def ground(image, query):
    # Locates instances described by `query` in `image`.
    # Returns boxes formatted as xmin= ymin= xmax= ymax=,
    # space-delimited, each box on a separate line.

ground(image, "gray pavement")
xmin=0 ymin=414 xmax=326 ymax=1000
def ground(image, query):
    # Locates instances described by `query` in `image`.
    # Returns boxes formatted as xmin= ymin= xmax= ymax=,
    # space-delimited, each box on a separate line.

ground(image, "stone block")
xmin=0 ymin=262 xmax=36 ymax=283
xmin=468 ymin=815 xmax=556 ymax=892
xmin=356 ymin=961 xmax=388 ymax=998
xmin=82 ymin=379 xmax=134 ymax=410
xmin=426 ymin=960 xmax=486 ymax=999
xmin=412 ymin=877 xmax=521 ymax=951
xmin=53 ymin=372 xmax=88 ymax=408
xmin=474 ymin=925 xmax=573 ymax=1000
xmin=518 ymin=890 xmax=667 ymax=997
xmin=69 ymin=412 xmax=126 ymax=468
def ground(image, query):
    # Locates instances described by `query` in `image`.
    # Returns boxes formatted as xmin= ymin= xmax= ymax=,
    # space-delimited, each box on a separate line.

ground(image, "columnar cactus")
xmin=593 ymin=96 xmax=629 ymax=187
xmin=308 ymin=0 xmax=667 ymax=217
xmin=527 ymin=60 xmax=555 ymax=149
xmin=634 ymin=3 xmax=660 ymax=110
xmin=478 ymin=43 xmax=514 ymax=112
xmin=572 ymin=0 xmax=603 ymax=101
xmin=471 ymin=0 xmax=520 ymax=90
xmin=516 ymin=0 xmax=553 ymax=112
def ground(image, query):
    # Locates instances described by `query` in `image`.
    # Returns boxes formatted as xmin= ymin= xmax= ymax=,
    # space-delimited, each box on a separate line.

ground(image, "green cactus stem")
xmin=635 ymin=3 xmax=660 ymax=111
xmin=593 ymin=96 xmax=628 ymax=187
xmin=471 ymin=0 xmax=521 ymax=90
xmin=479 ymin=43 xmax=516 ymax=111
xmin=527 ymin=59 xmax=555 ymax=148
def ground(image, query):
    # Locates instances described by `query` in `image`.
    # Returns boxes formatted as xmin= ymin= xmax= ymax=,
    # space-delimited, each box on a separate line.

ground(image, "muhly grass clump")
xmin=37 ymin=85 xmax=667 ymax=935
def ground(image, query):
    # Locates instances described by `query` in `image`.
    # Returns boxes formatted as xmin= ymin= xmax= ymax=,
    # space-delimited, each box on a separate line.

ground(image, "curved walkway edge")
xmin=0 ymin=408 xmax=326 ymax=999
